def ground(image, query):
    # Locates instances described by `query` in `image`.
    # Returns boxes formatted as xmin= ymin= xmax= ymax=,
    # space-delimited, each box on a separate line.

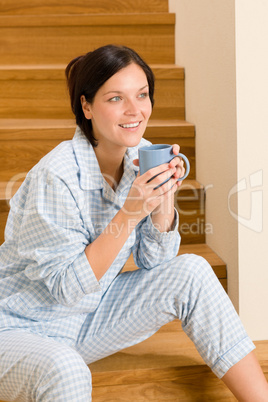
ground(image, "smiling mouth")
xmin=119 ymin=122 xmax=141 ymax=129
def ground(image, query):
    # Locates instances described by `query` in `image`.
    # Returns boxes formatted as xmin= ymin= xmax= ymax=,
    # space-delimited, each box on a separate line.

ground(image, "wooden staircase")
xmin=1 ymin=0 xmax=267 ymax=400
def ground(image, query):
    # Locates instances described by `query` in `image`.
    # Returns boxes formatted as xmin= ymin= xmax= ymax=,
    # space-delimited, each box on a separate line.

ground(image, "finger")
xmin=133 ymin=158 xmax=139 ymax=166
xmin=155 ymin=176 xmax=178 ymax=197
xmin=172 ymin=144 xmax=180 ymax=155
xmin=169 ymin=156 xmax=183 ymax=169
xmin=142 ymin=163 xmax=170 ymax=182
xmin=169 ymin=157 xmax=185 ymax=179
xmin=149 ymin=166 xmax=176 ymax=189
xmin=174 ymin=163 xmax=185 ymax=180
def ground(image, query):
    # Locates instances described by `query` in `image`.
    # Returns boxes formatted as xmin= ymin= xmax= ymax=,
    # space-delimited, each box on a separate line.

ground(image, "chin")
xmin=125 ymin=136 xmax=143 ymax=148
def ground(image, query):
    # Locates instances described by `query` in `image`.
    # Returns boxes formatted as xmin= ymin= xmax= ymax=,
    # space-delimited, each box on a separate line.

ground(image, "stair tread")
xmin=0 ymin=118 xmax=194 ymax=131
xmin=89 ymin=322 xmax=268 ymax=400
xmin=0 ymin=64 xmax=184 ymax=80
xmin=0 ymin=63 xmax=181 ymax=69
xmin=0 ymin=119 xmax=195 ymax=142
xmin=0 ymin=12 xmax=175 ymax=27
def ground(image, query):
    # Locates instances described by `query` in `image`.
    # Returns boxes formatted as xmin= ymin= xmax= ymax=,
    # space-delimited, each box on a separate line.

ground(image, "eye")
xmin=138 ymin=92 xmax=149 ymax=99
xmin=109 ymin=96 xmax=121 ymax=102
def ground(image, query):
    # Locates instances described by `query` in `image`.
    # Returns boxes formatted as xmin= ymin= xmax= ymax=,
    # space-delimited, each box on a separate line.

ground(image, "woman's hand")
xmin=169 ymin=144 xmax=186 ymax=186
xmin=123 ymin=144 xmax=185 ymax=223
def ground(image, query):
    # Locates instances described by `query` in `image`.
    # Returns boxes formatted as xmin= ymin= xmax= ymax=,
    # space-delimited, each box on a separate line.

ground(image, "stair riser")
xmin=177 ymin=194 xmax=206 ymax=245
xmin=0 ymin=134 xmax=195 ymax=183
xmin=0 ymin=23 xmax=174 ymax=65
xmin=0 ymin=77 xmax=184 ymax=120
xmin=0 ymin=0 xmax=169 ymax=15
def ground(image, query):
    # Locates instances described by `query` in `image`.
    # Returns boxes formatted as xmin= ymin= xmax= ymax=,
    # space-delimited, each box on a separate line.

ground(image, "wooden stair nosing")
xmin=0 ymin=109 xmax=185 ymax=122
xmin=0 ymin=12 xmax=175 ymax=28
xmin=0 ymin=119 xmax=195 ymax=141
xmin=0 ymin=64 xmax=184 ymax=81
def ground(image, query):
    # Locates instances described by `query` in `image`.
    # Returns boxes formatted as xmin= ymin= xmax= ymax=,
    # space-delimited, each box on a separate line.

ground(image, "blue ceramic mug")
xmin=138 ymin=144 xmax=190 ymax=182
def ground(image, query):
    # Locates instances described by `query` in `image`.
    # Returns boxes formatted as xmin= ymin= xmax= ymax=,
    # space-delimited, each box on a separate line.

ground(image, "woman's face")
xmin=82 ymin=63 xmax=152 ymax=151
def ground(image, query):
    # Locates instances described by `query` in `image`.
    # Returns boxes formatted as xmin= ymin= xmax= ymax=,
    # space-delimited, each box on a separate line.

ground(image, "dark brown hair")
xmin=65 ymin=44 xmax=155 ymax=147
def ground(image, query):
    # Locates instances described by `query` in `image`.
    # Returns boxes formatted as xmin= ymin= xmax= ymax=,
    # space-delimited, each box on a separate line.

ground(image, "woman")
xmin=0 ymin=45 xmax=267 ymax=401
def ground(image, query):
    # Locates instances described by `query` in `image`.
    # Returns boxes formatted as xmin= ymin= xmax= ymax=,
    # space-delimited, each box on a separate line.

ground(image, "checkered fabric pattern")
xmin=0 ymin=128 xmax=255 ymax=400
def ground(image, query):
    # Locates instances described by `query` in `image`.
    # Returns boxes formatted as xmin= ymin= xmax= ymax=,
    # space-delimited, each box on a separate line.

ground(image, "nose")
xmin=124 ymin=98 xmax=139 ymax=115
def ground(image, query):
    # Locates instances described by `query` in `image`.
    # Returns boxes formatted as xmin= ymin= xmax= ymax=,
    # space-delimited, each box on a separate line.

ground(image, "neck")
xmin=94 ymin=145 xmax=126 ymax=190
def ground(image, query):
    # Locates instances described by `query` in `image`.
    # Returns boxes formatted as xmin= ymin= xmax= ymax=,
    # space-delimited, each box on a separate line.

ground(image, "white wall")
xmin=235 ymin=0 xmax=268 ymax=340
xmin=169 ymin=0 xmax=268 ymax=340
xmin=169 ymin=0 xmax=239 ymax=308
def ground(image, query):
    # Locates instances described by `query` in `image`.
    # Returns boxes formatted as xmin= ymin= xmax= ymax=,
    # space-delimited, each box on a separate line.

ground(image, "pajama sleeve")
xmin=131 ymin=208 xmax=181 ymax=269
xmin=10 ymin=169 xmax=101 ymax=307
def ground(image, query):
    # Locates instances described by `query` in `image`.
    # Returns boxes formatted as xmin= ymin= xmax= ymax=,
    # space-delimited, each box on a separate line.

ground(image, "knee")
xmin=47 ymin=346 xmax=91 ymax=380
xmin=172 ymin=253 xmax=214 ymax=280
xmin=35 ymin=344 xmax=92 ymax=400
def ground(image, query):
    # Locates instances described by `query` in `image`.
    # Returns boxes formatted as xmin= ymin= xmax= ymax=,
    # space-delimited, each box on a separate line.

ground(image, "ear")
xmin=80 ymin=95 xmax=92 ymax=119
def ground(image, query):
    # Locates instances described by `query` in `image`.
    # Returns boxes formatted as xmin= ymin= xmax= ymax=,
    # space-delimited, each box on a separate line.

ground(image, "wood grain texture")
xmin=0 ymin=13 xmax=175 ymax=27
xmin=0 ymin=118 xmax=194 ymax=182
xmin=0 ymin=5 xmax=266 ymax=402
xmin=0 ymin=14 xmax=175 ymax=65
xmin=0 ymin=65 xmax=184 ymax=119
xmin=88 ymin=319 xmax=268 ymax=400
xmin=0 ymin=138 xmax=193 ymax=181
xmin=0 ymin=0 xmax=169 ymax=15
xmin=91 ymin=374 xmax=237 ymax=401
xmin=0 ymin=319 xmax=267 ymax=401
xmin=0 ymin=119 xmax=195 ymax=140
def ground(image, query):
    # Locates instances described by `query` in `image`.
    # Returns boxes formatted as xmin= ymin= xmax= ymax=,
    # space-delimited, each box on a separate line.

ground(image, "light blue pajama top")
xmin=0 ymin=127 xmax=180 ymax=344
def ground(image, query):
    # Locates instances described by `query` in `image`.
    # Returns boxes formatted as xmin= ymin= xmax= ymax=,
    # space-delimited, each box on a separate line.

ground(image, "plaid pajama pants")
xmin=0 ymin=254 xmax=255 ymax=401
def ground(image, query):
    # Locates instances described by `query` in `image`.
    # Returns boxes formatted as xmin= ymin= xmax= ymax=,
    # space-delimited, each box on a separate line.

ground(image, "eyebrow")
xmin=103 ymin=85 xmax=149 ymax=96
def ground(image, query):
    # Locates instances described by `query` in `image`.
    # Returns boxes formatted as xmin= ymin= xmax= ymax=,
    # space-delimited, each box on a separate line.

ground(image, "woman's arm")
xmin=85 ymin=159 xmax=181 ymax=279
xmin=85 ymin=208 xmax=136 ymax=281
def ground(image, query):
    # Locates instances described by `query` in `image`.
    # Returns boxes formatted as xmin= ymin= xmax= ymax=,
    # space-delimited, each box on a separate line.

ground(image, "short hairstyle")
xmin=65 ymin=44 xmax=155 ymax=147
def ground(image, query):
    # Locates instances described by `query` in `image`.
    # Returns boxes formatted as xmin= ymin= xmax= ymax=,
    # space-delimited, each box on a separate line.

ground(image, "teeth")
xmin=120 ymin=122 xmax=140 ymax=128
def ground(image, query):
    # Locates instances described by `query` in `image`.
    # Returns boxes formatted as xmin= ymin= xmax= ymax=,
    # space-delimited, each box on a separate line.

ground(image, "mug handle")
xmin=171 ymin=152 xmax=190 ymax=181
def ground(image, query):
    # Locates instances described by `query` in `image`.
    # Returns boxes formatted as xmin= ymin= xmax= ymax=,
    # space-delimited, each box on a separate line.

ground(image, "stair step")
xmin=0 ymin=13 xmax=175 ymax=65
xmin=0 ymin=64 xmax=185 ymax=120
xmin=0 ymin=0 xmax=169 ymax=15
xmin=0 ymin=118 xmax=194 ymax=139
xmin=89 ymin=321 xmax=228 ymax=401
xmin=0 ymin=12 xmax=174 ymax=27
xmin=89 ymin=319 xmax=268 ymax=401
xmin=0 ymin=321 xmax=267 ymax=401
xmin=92 ymin=368 xmax=236 ymax=401
xmin=0 ymin=64 xmax=184 ymax=80
xmin=0 ymin=118 xmax=195 ymax=182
